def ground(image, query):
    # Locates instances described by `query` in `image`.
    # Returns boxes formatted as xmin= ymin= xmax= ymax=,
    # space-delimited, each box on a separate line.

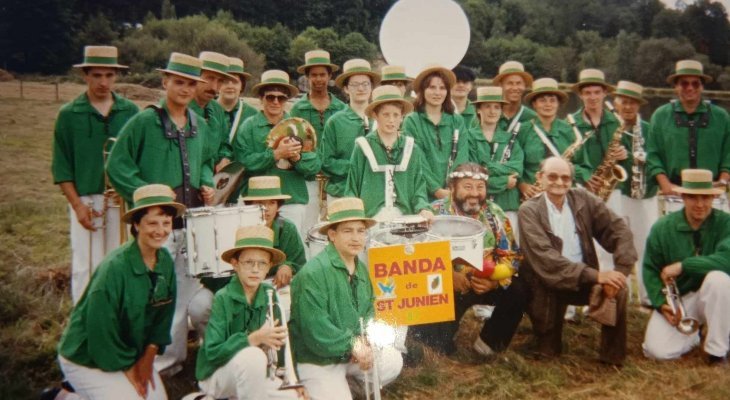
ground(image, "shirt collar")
xmin=127 ymin=240 xmax=164 ymax=276
xmin=255 ymin=110 xmax=289 ymax=127
xmin=71 ymin=92 xmax=131 ymax=113
xmin=674 ymin=208 xmax=715 ymax=232
xmin=227 ymin=277 xmax=271 ymax=308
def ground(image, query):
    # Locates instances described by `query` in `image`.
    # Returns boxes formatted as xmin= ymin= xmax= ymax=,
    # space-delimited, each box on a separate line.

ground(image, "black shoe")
xmin=39 ymin=387 xmax=60 ymax=400
xmin=708 ymin=354 xmax=728 ymax=366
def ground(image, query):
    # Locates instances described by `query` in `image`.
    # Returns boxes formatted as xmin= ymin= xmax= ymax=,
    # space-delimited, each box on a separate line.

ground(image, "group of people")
xmin=47 ymin=43 xmax=730 ymax=400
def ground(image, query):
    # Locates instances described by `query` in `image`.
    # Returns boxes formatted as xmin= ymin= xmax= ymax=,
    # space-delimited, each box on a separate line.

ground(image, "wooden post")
xmin=55 ymin=81 xmax=60 ymax=101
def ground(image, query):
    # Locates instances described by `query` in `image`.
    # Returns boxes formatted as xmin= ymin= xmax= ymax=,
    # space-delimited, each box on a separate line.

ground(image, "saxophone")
xmin=587 ymin=102 xmax=628 ymax=201
xmin=629 ymin=118 xmax=646 ymax=199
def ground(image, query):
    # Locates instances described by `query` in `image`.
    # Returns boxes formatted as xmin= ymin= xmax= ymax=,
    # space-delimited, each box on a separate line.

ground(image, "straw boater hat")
xmin=674 ymin=169 xmax=725 ymax=195
xmin=122 ymin=184 xmax=185 ymax=223
xmin=614 ymin=80 xmax=648 ymax=105
xmin=297 ymin=49 xmax=340 ymax=74
xmin=334 ymin=59 xmax=381 ymax=88
xmin=667 ymin=59 xmax=713 ymax=85
xmin=571 ymin=69 xmax=615 ymax=93
xmin=524 ymin=78 xmax=568 ymax=104
xmin=491 ymin=61 xmax=533 ymax=87
xmin=227 ymin=57 xmax=252 ymax=80
xmin=198 ymin=51 xmax=235 ymax=80
xmin=156 ymin=52 xmax=207 ymax=82
xmin=251 ymin=70 xmax=299 ymax=97
xmin=318 ymin=197 xmax=377 ymax=234
xmin=365 ymin=85 xmax=414 ymax=117
xmin=380 ymin=65 xmax=413 ymax=84
xmin=73 ymin=46 xmax=128 ymax=69
xmin=412 ymin=64 xmax=457 ymax=91
xmin=221 ymin=225 xmax=286 ymax=265
xmin=241 ymin=176 xmax=291 ymax=202
xmin=472 ymin=86 xmax=508 ymax=105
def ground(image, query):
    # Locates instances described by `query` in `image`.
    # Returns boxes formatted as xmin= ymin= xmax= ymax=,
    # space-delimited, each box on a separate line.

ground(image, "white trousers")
xmin=154 ymin=229 xmax=198 ymax=374
xmin=304 ymin=179 xmax=323 ymax=229
xmin=642 ymin=271 xmax=730 ymax=359
xmin=188 ymin=282 xmax=292 ymax=340
xmin=198 ymin=347 xmax=298 ymax=400
xmin=297 ymin=346 xmax=403 ymax=400
xmin=505 ymin=211 xmax=519 ymax=246
xmin=59 ymin=356 xmax=166 ymax=400
xmin=279 ymin=204 xmax=307 ymax=245
xmin=594 ymin=188 xmax=623 ymax=272
xmin=622 ymin=195 xmax=659 ymax=305
xmin=69 ymin=194 xmax=122 ymax=304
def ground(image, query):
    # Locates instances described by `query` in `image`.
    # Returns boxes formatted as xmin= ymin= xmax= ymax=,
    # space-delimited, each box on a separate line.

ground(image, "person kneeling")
xmin=194 ymin=225 xmax=305 ymax=399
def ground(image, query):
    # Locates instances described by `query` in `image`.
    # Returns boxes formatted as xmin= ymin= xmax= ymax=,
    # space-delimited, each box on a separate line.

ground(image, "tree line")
xmin=2 ymin=0 xmax=730 ymax=89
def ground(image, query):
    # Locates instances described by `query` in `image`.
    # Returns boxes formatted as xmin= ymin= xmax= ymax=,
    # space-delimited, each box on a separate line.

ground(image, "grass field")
xmin=0 ymin=81 xmax=728 ymax=400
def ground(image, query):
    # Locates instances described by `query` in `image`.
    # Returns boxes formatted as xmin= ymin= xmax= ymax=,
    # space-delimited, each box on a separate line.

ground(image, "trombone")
xmin=662 ymin=280 xmax=700 ymax=335
xmin=266 ymin=288 xmax=304 ymax=391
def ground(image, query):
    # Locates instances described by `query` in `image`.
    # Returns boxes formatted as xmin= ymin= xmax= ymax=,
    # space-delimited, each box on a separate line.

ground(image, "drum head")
xmin=369 ymin=228 xmax=428 ymax=247
xmin=429 ymin=215 xmax=485 ymax=238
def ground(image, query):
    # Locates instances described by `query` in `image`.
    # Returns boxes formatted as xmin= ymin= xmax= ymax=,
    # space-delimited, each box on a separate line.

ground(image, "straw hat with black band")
xmin=571 ymin=69 xmax=615 ymax=93
xmin=334 ymin=59 xmax=381 ymax=88
xmin=241 ymin=176 xmax=291 ymax=202
xmin=297 ymin=49 xmax=339 ymax=75
xmin=251 ymin=70 xmax=299 ymax=97
xmin=365 ymin=85 xmax=413 ymax=118
xmin=156 ymin=52 xmax=207 ymax=83
xmin=614 ymin=80 xmax=648 ymax=105
xmin=122 ymin=184 xmax=186 ymax=223
xmin=491 ymin=61 xmax=533 ymax=87
xmin=524 ymin=78 xmax=568 ymax=104
xmin=667 ymin=59 xmax=713 ymax=85
xmin=674 ymin=169 xmax=725 ymax=196
xmin=73 ymin=46 xmax=129 ymax=69
xmin=318 ymin=197 xmax=376 ymax=234
xmin=412 ymin=64 xmax=456 ymax=91
xmin=221 ymin=225 xmax=286 ymax=265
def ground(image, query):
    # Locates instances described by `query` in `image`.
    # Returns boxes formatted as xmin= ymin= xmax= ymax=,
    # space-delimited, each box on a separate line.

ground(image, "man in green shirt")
xmin=452 ymin=65 xmax=478 ymax=130
xmin=51 ymin=45 xmax=139 ymax=304
xmin=291 ymin=198 xmax=403 ymax=399
xmin=189 ymin=51 xmax=236 ymax=172
xmin=642 ymin=169 xmax=730 ymax=365
xmin=106 ymin=52 xmax=216 ymax=377
xmin=217 ymin=56 xmax=258 ymax=149
xmin=646 ymin=60 xmax=730 ymax=197
xmin=58 ymin=184 xmax=183 ymax=400
xmin=492 ymin=61 xmax=537 ymax=135
xmin=193 ymin=225 xmax=303 ymax=399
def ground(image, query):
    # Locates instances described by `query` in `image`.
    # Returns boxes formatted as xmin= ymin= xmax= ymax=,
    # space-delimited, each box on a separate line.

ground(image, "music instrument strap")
xmin=228 ymin=99 xmax=245 ymax=143
xmin=672 ymin=100 xmax=711 ymax=169
xmin=500 ymin=122 xmax=521 ymax=163
xmin=532 ymin=121 xmax=561 ymax=158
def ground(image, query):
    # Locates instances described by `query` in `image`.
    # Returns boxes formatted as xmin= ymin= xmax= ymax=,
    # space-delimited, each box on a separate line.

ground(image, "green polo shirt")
xmin=320 ymin=107 xmax=373 ymax=197
xmin=290 ymin=93 xmax=347 ymax=140
xmin=190 ymin=99 xmax=231 ymax=163
xmin=346 ymin=132 xmax=431 ymax=217
xmin=196 ymin=280 xmax=281 ymax=380
xmin=58 ymin=240 xmax=175 ymax=371
xmin=518 ymin=118 xmax=577 ymax=186
xmin=646 ymin=100 xmax=730 ymax=185
xmin=106 ymin=102 xmax=215 ymax=204
xmin=469 ymin=126 xmax=524 ymax=212
xmin=643 ymin=209 xmax=730 ymax=309
xmin=51 ymin=92 xmax=139 ymax=196
xmin=233 ymin=111 xmax=321 ymax=205
xmin=290 ymin=242 xmax=374 ymax=366
xmin=402 ymin=111 xmax=469 ymax=199
xmin=498 ymin=105 xmax=537 ymax=132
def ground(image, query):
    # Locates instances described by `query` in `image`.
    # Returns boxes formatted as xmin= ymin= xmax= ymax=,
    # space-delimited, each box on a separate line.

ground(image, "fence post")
xmin=19 ymin=79 xmax=23 ymax=99
xmin=55 ymin=81 xmax=60 ymax=102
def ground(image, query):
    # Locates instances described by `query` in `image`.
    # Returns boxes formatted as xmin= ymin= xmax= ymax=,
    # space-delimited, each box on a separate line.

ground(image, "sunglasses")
xmin=678 ymin=80 xmax=701 ymax=89
xmin=544 ymin=173 xmax=572 ymax=183
xmin=264 ymin=94 xmax=288 ymax=103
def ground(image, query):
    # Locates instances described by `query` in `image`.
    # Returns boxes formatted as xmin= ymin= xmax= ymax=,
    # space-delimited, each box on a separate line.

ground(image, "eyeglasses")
xmin=348 ymin=82 xmax=372 ymax=90
xmin=678 ymin=80 xmax=701 ymax=89
xmin=544 ymin=173 xmax=572 ymax=183
xmin=264 ymin=94 xmax=288 ymax=103
xmin=240 ymin=260 xmax=271 ymax=270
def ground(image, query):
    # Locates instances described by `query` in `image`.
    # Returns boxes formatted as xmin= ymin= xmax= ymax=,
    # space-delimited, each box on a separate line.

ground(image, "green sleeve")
xmin=199 ymin=295 xmax=251 ymax=375
xmin=572 ymin=144 xmax=594 ymax=184
xmin=345 ymin=146 xmax=366 ymax=198
xmin=645 ymin=110 xmax=667 ymax=182
xmin=234 ymin=120 xmax=276 ymax=174
xmin=51 ymin=109 xmax=74 ymax=184
xmin=320 ymin=117 xmax=350 ymax=179
xmin=488 ymin=142 xmax=524 ymax=194
xmin=681 ymin=233 xmax=730 ymax=277
xmin=106 ymin=117 xmax=149 ymax=204
xmin=277 ymin=221 xmax=307 ymax=274
xmin=643 ymin=224 xmax=668 ymax=309
xmin=293 ymin=149 xmax=321 ymax=179
xmin=411 ymin=148 xmax=432 ymax=213
xmin=719 ymin=109 xmax=730 ymax=174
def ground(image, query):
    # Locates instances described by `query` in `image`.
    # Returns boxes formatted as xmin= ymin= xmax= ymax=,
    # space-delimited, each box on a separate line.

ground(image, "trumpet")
xmin=265 ymin=288 xmax=304 ymax=391
xmin=662 ymin=280 xmax=700 ymax=335
xmin=359 ymin=318 xmax=382 ymax=400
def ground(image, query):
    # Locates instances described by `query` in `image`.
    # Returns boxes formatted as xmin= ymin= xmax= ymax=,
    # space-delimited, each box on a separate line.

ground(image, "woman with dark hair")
xmin=403 ymin=65 xmax=469 ymax=201
xmin=57 ymin=184 xmax=184 ymax=400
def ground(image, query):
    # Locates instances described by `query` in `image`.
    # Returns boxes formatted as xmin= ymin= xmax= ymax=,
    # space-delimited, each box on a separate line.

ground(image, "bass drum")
xmin=185 ymin=205 xmax=264 ymax=277
xmin=426 ymin=215 xmax=485 ymax=270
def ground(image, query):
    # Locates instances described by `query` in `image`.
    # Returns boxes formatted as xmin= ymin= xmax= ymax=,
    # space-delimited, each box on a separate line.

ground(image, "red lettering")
xmin=374 ymin=263 xmax=387 ymax=278
xmin=433 ymin=257 xmax=445 ymax=272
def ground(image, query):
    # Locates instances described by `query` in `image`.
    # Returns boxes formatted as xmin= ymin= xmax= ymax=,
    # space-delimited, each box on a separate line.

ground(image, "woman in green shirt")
xmin=57 ymin=184 xmax=184 ymax=400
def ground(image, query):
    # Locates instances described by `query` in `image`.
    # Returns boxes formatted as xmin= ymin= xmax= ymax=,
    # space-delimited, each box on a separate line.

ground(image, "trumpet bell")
xmin=677 ymin=317 xmax=700 ymax=335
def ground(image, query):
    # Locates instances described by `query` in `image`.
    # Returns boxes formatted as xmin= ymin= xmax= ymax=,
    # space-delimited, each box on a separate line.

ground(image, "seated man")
xmin=290 ymin=198 xmax=403 ymax=400
xmin=410 ymin=162 xmax=528 ymax=356
xmin=642 ymin=169 xmax=730 ymax=365
xmin=518 ymin=156 xmax=636 ymax=365
xmin=194 ymin=225 xmax=304 ymax=399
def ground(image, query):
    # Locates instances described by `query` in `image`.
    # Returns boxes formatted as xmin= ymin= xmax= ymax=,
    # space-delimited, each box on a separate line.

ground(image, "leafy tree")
xmin=75 ymin=13 xmax=119 ymax=49
xmin=161 ymin=0 xmax=177 ymax=20
xmin=332 ymin=32 xmax=377 ymax=66
xmin=681 ymin=0 xmax=730 ymax=65
xmin=632 ymin=37 xmax=696 ymax=87
xmin=651 ymin=9 xmax=683 ymax=38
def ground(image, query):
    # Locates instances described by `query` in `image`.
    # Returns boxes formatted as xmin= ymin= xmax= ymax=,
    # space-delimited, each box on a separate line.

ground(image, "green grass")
xmin=1 ymin=84 xmax=729 ymax=400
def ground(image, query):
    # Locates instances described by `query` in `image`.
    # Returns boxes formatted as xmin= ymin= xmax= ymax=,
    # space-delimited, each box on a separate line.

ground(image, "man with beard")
xmin=518 ymin=156 xmax=636 ymax=365
xmin=409 ymin=163 xmax=528 ymax=357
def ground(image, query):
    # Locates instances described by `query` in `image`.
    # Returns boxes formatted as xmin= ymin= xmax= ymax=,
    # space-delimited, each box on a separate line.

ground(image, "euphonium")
xmin=662 ymin=280 xmax=700 ymax=335
xmin=587 ymin=102 xmax=628 ymax=201
xmin=265 ymin=289 xmax=304 ymax=390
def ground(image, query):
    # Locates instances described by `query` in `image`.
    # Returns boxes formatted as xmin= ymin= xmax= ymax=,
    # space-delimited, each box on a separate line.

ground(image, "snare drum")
xmin=185 ymin=205 xmax=264 ymax=277
xmin=658 ymin=195 xmax=728 ymax=217
xmin=426 ymin=215 xmax=486 ymax=269
xmin=306 ymin=222 xmax=329 ymax=258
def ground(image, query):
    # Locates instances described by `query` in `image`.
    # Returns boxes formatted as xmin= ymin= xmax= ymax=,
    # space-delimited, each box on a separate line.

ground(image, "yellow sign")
xmin=367 ymin=240 xmax=454 ymax=326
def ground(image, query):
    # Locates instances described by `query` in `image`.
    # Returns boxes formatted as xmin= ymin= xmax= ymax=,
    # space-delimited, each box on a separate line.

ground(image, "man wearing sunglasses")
xmin=646 ymin=60 xmax=730 ymax=197
xmin=518 ymin=156 xmax=637 ymax=366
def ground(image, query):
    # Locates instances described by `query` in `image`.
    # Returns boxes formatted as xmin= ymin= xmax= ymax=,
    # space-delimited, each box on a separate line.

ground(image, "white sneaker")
xmin=472 ymin=305 xmax=495 ymax=320
xmin=473 ymin=336 xmax=495 ymax=357
xmin=564 ymin=305 xmax=577 ymax=322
